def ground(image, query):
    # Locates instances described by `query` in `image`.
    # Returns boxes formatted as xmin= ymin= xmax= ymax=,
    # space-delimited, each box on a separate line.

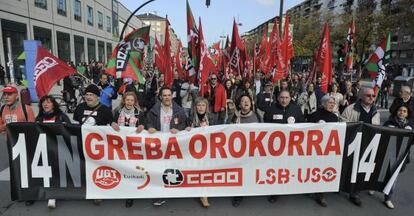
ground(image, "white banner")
xmin=82 ymin=123 xmax=346 ymax=199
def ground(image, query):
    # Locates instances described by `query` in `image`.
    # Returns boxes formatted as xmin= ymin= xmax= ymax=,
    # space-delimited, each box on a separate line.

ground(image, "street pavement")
xmin=0 ymin=83 xmax=413 ymax=216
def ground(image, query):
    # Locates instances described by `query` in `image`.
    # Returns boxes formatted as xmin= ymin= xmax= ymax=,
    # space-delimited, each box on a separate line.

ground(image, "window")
xmin=74 ymin=35 xmax=85 ymax=64
xmin=56 ymin=31 xmax=71 ymax=62
xmin=97 ymin=11 xmax=103 ymax=29
xmin=112 ymin=0 xmax=119 ymax=37
xmin=106 ymin=16 xmax=111 ymax=33
xmin=34 ymin=26 xmax=52 ymax=51
xmin=106 ymin=43 xmax=112 ymax=60
xmin=74 ymin=0 xmax=81 ymax=22
xmin=57 ymin=0 xmax=66 ymax=16
xmin=87 ymin=38 xmax=96 ymax=61
xmin=87 ymin=6 xmax=94 ymax=26
xmin=35 ymin=0 xmax=47 ymax=9
xmin=156 ymin=22 xmax=161 ymax=26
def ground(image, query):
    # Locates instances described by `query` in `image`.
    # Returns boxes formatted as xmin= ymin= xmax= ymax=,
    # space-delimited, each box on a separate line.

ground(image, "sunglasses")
xmin=210 ymin=78 xmax=217 ymax=80
xmin=365 ymin=94 xmax=376 ymax=98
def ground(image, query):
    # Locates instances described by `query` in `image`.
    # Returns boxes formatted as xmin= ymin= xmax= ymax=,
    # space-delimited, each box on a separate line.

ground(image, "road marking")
xmin=0 ymin=167 xmax=10 ymax=181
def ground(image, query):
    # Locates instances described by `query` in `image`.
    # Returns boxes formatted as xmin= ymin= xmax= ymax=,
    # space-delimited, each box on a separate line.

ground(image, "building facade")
xmin=0 ymin=0 xmax=144 ymax=81
xmin=136 ymin=12 xmax=180 ymax=55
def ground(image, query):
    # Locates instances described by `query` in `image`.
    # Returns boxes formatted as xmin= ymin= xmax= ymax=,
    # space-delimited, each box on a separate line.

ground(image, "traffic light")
xmin=206 ymin=0 xmax=211 ymax=7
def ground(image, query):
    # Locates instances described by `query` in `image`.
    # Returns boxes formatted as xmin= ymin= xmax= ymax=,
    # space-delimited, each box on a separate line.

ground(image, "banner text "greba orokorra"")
xmin=84 ymin=129 xmax=341 ymax=160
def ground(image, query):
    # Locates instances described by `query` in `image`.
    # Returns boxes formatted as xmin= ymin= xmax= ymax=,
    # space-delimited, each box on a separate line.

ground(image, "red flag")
xmin=269 ymin=18 xmax=286 ymax=83
xmin=154 ymin=36 xmax=165 ymax=73
xmin=198 ymin=17 xmax=215 ymax=96
xmin=258 ymin=26 xmax=270 ymax=75
xmin=211 ymin=42 xmax=221 ymax=73
xmin=34 ymin=47 xmax=77 ymax=98
xmin=175 ymin=40 xmax=185 ymax=79
xmin=282 ymin=16 xmax=294 ymax=69
xmin=164 ymin=18 xmax=173 ymax=88
xmin=316 ymin=22 xmax=332 ymax=94
xmin=229 ymin=18 xmax=247 ymax=76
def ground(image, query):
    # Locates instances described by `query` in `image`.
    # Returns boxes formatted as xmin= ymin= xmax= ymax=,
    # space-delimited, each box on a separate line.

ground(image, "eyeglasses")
xmin=365 ymin=94 xmax=376 ymax=98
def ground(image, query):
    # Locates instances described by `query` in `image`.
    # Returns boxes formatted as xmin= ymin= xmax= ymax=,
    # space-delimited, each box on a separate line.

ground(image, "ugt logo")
xmin=92 ymin=166 xmax=121 ymax=190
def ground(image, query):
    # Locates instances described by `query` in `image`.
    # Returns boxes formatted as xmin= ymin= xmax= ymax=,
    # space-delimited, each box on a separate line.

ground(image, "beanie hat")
xmin=85 ymin=84 xmax=100 ymax=96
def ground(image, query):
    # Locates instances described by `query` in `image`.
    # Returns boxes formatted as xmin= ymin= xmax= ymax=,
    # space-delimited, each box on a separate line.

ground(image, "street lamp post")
xmin=119 ymin=0 xmax=156 ymax=41
xmin=279 ymin=0 xmax=284 ymax=35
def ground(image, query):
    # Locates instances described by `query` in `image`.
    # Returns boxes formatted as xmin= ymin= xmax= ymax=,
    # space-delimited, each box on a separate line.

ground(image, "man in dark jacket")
xmin=263 ymin=90 xmax=304 ymax=124
xmin=147 ymin=86 xmax=187 ymax=133
xmin=263 ymin=90 xmax=304 ymax=203
xmin=256 ymin=81 xmax=274 ymax=122
xmin=171 ymin=71 xmax=184 ymax=106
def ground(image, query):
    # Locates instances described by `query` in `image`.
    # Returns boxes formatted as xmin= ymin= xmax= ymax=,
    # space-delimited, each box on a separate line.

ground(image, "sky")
xmin=119 ymin=0 xmax=303 ymax=45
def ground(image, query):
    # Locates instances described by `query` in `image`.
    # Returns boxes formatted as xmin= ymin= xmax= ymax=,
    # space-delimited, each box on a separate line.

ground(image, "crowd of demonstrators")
xmin=1 ymin=63 xmax=413 ymax=210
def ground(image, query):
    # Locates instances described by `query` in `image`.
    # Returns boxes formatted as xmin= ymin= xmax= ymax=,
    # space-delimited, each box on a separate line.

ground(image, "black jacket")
xmin=36 ymin=111 xmax=71 ymax=124
xmin=263 ymin=102 xmax=304 ymax=124
xmin=146 ymin=101 xmax=188 ymax=131
xmin=389 ymin=97 xmax=414 ymax=123
xmin=307 ymin=108 xmax=338 ymax=123
xmin=73 ymin=102 xmax=113 ymax=125
xmin=256 ymin=92 xmax=273 ymax=111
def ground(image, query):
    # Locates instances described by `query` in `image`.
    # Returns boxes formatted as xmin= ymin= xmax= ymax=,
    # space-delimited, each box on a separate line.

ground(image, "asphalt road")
xmin=1 ymin=84 xmax=413 ymax=216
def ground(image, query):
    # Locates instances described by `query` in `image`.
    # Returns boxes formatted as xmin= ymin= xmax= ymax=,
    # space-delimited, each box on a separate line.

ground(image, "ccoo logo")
xmin=92 ymin=166 xmax=121 ymax=189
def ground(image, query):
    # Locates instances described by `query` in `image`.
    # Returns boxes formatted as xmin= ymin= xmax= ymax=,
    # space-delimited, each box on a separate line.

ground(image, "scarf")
xmin=117 ymin=107 xmax=138 ymax=127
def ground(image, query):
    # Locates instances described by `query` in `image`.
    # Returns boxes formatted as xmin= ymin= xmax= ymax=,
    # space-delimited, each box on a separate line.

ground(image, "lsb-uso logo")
xmin=163 ymin=168 xmax=243 ymax=187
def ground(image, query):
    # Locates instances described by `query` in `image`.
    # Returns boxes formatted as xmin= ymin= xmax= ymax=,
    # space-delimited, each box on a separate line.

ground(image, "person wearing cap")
xmin=73 ymin=84 xmax=113 ymax=127
xmin=256 ymin=81 xmax=274 ymax=122
xmin=0 ymin=85 xmax=35 ymax=133
xmin=97 ymin=73 xmax=117 ymax=109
